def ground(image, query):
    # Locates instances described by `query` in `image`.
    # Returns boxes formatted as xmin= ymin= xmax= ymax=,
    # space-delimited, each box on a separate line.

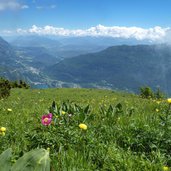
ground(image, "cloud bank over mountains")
xmin=1 ymin=24 xmax=171 ymax=43
xmin=15 ymin=25 xmax=170 ymax=42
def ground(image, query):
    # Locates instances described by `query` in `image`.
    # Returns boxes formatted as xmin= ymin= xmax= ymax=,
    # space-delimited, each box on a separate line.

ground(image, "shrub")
xmin=0 ymin=77 xmax=11 ymax=99
xmin=11 ymin=80 xmax=30 ymax=89
xmin=155 ymin=87 xmax=165 ymax=99
xmin=140 ymin=86 xmax=154 ymax=99
xmin=139 ymin=86 xmax=165 ymax=99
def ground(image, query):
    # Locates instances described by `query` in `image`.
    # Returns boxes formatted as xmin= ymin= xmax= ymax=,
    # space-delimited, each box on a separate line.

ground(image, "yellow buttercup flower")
xmin=163 ymin=166 xmax=169 ymax=171
xmin=61 ymin=111 xmax=66 ymax=115
xmin=79 ymin=123 xmax=87 ymax=130
xmin=167 ymin=98 xmax=171 ymax=104
xmin=156 ymin=109 xmax=159 ymax=112
xmin=7 ymin=108 xmax=12 ymax=112
xmin=0 ymin=127 xmax=6 ymax=132
xmin=156 ymin=101 xmax=160 ymax=104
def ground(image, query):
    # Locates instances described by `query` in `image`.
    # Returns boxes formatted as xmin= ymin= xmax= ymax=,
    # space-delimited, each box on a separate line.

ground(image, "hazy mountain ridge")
xmin=0 ymin=36 xmax=82 ymax=88
xmin=0 ymin=36 xmax=58 ymax=86
xmin=46 ymin=44 xmax=171 ymax=94
xmin=0 ymin=36 xmax=17 ymax=63
xmin=7 ymin=35 xmax=153 ymax=58
xmin=8 ymin=36 xmax=105 ymax=58
xmin=14 ymin=46 xmax=60 ymax=67
xmin=1 ymin=35 xmax=171 ymax=94
xmin=0 ymin=36 xmax=24 ymax=79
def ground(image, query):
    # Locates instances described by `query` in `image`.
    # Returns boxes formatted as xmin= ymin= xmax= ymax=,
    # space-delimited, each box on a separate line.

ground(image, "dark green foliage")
xmin=0 ymin=77 xmax=11 ymax=99
xmin=140 ymin=86 xmax=165 ymax=99
xmin=10 ymin=80 xmax=30 ymax=89
xmin=0 ymin=148 xmax=50 ymax=171
xmin=140 ymin=86 xmax=154 ymax=99
xmin=0 ymin=148 xmax=12 ymax=171
xmin=0 ymin=77 xmax=30 ymax=99
xmin=155 ymin=87 xmax=165 ymax=99
xmin=26 ymin=101 xmax=92 ymax=152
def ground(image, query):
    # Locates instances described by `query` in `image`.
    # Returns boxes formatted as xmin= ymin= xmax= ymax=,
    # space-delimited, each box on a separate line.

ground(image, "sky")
xmin=0 ymin=0 xmax=171 ymax=41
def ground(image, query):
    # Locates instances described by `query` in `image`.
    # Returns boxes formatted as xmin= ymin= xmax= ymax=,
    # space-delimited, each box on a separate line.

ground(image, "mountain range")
xmin=46 ymin=44 xmax=171 ymax=94
xmin=1 ymin=35 xmax=171 ymax=94
xmin=0 ymin=36 xmax=59 ymax=87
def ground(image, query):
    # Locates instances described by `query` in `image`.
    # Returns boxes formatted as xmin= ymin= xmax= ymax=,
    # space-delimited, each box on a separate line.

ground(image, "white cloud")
xmin=1 ymin=30 xmax=13 ymax=34
xmin=16 ymin=28 xmax=28 ymax=34
xmin=21 ymin=5 xmax=29 ymax=9
xmin=0 ymin=0 xmax=29 ymax=11
xmin=36 ymin=5 xmax=56 ymax=10
xmin=15 ymin=24 xmax=170 ymax=42
xmin=3 ymin=25 xmax=170 ymax=43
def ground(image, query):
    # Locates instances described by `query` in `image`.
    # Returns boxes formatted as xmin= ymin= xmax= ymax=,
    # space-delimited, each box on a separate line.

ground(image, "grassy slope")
xmin=0 ymin=88 xmax=169 ymax=170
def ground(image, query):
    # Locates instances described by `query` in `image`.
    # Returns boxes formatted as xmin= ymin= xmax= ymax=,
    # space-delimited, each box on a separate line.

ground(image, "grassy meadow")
xmin=0 ymin=88 xmax=171 ymax=170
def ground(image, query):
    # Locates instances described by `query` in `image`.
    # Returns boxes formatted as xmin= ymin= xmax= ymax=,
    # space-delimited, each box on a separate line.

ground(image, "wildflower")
xmin=156 ymin=101 xmax=160 ymax=104
xmin=0 ymin=127 xmax=6 ymax=132
xmin=7 ymin=108 xmax=12 ymax=112
xmin=68 ymin=114 xmax=72 ymax=117
xmin=61 ymin=111 xmax=66 ymax=115
xmin=167 ymin=98 xmax=171 ymax=104
xmin=79 ymin=123 xmax=87 ymax=130
xmin=163 ymin=166 xmax=169 ymax=171
xmin=0 ymin=127 xmax=6 ymax=136
xmin=41 ymin=113 xmax=53 ymax=126
xmin=156 ymin=109 xmax=159 ymax=112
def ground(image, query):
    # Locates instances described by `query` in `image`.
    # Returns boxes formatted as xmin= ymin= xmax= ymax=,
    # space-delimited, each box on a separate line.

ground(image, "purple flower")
xmin=41 ymin=113 xmax=53 ymax=126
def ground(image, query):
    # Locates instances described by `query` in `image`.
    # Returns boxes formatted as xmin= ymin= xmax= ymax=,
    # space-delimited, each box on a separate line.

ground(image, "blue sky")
xmin=0 ymin=0 xmax=171 ymax=41
xmin=0 ymin=0 xmax=171 ymax=29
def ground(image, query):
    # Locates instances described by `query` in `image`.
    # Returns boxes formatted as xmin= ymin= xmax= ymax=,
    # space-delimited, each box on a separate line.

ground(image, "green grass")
xmin=0 ymin=88 xmax=170 ymax=170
